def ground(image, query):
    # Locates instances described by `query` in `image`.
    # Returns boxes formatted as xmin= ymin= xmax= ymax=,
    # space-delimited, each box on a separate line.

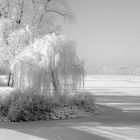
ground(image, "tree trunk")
xmin=8 ymin=72 xmax=11 ymax=87
xmin=51 ymin=70 xmax=59 ymax=96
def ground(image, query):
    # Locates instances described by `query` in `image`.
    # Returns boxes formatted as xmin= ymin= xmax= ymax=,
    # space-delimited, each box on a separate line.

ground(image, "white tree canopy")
xmin=11 ymin=33 xmax=84 ymax=95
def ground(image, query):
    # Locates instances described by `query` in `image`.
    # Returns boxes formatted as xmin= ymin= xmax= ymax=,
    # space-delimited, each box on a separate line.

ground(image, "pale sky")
xmin=63 ymin=0 xmax=140 ymax=67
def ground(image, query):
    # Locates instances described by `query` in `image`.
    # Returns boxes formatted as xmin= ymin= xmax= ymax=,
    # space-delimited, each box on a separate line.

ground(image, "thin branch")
xmin=16 ymin=0 xmax=25 ymax=25
xmin=37 ymin=1 xmax=50 ymax=26
xmin=45 ymin=9 xmax=73 ymax=19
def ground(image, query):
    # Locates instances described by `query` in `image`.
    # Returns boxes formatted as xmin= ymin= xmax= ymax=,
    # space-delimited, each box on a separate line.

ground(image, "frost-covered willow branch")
xmin=11 ymin=33 xmax=84 ymax=95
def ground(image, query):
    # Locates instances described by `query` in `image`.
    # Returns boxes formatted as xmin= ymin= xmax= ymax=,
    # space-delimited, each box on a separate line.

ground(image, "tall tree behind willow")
xmin=0 ymin=0 xmax=74 ymax=86
xmin=0 ymin=0 xmax=74 ymax=35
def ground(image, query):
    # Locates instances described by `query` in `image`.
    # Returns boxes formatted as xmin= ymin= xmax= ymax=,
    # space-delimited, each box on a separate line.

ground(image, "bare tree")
xmin=0 ymin=0 xmax=74 ymax=34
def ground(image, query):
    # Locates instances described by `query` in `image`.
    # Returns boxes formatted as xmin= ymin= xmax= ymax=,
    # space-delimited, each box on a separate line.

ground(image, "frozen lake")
xmin=84 ymin=75 xmax=140 ymax=96
xmin=84 ymin=75 xmax=140 ymax=112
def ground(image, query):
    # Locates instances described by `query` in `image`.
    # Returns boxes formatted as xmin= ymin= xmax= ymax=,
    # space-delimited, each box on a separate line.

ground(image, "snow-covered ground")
xmin=0 ymin=75 xmax=140 ymax=140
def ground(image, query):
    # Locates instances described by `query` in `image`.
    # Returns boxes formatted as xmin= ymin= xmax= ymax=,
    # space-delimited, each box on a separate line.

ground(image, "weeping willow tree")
xmin=11 ymin=33 xmax=85 ymax=95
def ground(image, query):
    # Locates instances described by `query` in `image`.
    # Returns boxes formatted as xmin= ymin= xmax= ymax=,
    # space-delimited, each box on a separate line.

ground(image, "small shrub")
xmin=7 ymin=90 xmax=51 ymax=121
xmin=0 ymin=89 xmax=97 ymax=122
xmin=68 ymin=92 xmax=95 ymax=112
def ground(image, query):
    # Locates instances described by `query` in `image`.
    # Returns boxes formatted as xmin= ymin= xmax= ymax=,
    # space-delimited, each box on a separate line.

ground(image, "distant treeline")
xmin=87 ymin=66 xmax=140 ymax=75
